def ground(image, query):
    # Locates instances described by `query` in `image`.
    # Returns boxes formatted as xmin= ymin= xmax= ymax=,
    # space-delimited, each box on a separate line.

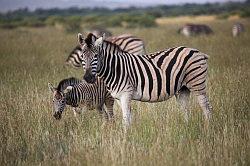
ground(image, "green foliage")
xmin=62 ymin=16 xmax=82 ymax=33
xmin=239 ymin=8 xmax=250 ymax=18
xmin=44 ymin=16 xmax=64 ymax=26
xmin=0 ymin=1 xmax=250 ymax=30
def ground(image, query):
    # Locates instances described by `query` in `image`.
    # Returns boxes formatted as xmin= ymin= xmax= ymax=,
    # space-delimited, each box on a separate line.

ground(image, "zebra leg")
xmin=97 ymin=105 xmax=109 ymax=120
xmin=73 ymin=107 xmax=77 ymax=117
xmin=176 ymin=86 xmax=190 ymax=122
xmin=196 ymin=92 xmax=212 ymax=120
xmin=104 ymin=98 xmax=115 ymax=120
xmin=120 ymin=94 xmax=132 ymax=128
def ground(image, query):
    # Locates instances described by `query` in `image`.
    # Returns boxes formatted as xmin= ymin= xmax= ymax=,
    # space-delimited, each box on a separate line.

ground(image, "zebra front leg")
xmin=97 ymin=105 xmax=109 ymax=120
xmin=104 ymin=97 xmax=115 ymax=120
xmin=73 ymin=107 xmax=78 ymax=117
xmin=120 ymin=94 xmax=132 ymax=129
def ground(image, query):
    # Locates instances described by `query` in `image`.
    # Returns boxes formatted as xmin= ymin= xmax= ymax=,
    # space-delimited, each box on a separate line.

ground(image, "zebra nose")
xmin=84 ymin=72 xmax=96 ymax=84
xmin=53 ymin=112 xmax=62 ymax=120
xmin=84 ymin=75 xmax=96 ymax=84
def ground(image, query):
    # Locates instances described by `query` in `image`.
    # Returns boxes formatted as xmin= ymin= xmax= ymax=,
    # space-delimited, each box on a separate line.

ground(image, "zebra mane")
xmin=56 ymin=77 xmax=81 ymax=92
xmin=85 ymin=33 xmax=96 ymax=48
xmin=85 ymin=33 xmax=125 ymax=53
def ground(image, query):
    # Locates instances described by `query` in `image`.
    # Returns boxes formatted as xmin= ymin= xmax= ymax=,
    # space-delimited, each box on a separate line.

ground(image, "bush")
xmin=63 ymin=16 xmax=82 ymax=33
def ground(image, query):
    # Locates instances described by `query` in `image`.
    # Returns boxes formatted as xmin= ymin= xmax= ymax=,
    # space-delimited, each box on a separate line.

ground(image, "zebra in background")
xmin=178 ymin=24 xmax=213 ymax=37
xmin=89 ymin=27 xmax=112 ymax=38
xmin=77 ymin=33 xmax=212 ymax=127
xmin=232 ymin=23 xmax=245 ymax=37
xmin=65 ymin=34 xmax=146 ymax=68
xmin=48 ymin=77 xmax=114 ymax=120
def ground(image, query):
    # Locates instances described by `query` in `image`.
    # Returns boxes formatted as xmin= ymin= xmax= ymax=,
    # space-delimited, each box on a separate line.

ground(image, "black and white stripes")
xmin=65 ymin=34 xmax=146 ymax=68
xmin=48 ymin=77 xmax=114 ymax=120
xmin=232 ymin=23 xmax=245 ymax=37
xmin=77 ymin=33 xmax=212 ymax=126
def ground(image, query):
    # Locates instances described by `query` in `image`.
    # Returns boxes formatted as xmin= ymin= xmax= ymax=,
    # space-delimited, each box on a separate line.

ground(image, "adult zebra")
xmin=232 ymin=23 xmax=245 ymax=37
xmin=66 ymin=34 xmax=146 ymax=68
xmin=77 ymin=33 xmax=212 ymax=127
xmin=48 ymin=77 xmax=114 ymax=120
xmin=178 ymin=24 xmax=213 ymax=37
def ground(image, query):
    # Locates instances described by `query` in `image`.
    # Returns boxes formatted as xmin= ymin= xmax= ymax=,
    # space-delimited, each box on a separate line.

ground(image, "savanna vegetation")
xmin=0 ymin=15 xmax=249 ymax=165
xmin=0 ymin=1 xmax=250 ymax=165
xmin=0 ymin=0 xmax=250 ymax=31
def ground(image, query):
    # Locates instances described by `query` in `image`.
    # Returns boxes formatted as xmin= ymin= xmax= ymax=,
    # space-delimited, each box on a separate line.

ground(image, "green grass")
xmin=0 ymin=18 xmax=249 ymax=165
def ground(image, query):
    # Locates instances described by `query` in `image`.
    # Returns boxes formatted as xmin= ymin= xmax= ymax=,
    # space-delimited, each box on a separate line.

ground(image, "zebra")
xmin=48 ymin=77 xmax=114 ymax=120
xmin=88 ymin=27 xmax=112 ymax=38
xmin=232 ymin=23 xmax=245 ymax=37
xmin=65 ymin=34 xmax=146 ymax=68
xmin=77 ymin=33 xmax=212 ymax=127
xmin=178 ymin=24 xmax=213 ymax=37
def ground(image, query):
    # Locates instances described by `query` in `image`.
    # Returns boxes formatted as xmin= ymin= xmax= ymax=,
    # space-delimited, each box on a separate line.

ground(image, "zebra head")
xmin=77 ymin=33 xmax=104 ymax=84
xmin=48 ymin=83 xmax=72 ymax=120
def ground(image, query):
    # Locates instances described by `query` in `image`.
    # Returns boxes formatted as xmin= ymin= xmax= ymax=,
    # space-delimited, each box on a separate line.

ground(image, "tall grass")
xmin=0 ymin=18 xmax=249 ymax=165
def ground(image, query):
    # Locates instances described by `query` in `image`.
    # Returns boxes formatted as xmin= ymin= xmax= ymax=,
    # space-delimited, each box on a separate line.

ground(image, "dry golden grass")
xmin=156 ymin=15 xmax=217 ymax=25
xmin=0 ymin=17 xmax=249 ymax=165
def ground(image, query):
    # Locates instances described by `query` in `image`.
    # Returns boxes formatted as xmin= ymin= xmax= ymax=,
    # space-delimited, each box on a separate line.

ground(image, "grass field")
xmin=0 ymin=17 xmax=249 ymax=165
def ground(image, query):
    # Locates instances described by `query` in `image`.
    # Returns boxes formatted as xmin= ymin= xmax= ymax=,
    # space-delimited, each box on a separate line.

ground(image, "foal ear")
xmin=48 ymin=83 xmax=55 ymax=92
xmin=64 ymin=86 xmax=73 ymax=94
xmin=78 ymin=33 xmax=85 ymax=46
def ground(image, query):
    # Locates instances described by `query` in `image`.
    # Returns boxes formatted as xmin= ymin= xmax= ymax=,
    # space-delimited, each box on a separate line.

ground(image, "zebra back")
xmin=65 ymin=34 xmax=146 ymax=68
xmin=56 ymin=77 xmax=82 ymax=92
xmin=65 ymin=77 xmax=113 ymax=109
xmin=178 ymin=24 xmax=213 ymax=37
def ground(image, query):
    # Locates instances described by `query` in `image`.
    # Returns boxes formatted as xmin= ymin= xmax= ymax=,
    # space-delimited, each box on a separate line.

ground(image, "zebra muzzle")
xmin=84 ymin=71 xmax=96 ymax=84
xmin=53 ymin=112 xmax=62 ymax=120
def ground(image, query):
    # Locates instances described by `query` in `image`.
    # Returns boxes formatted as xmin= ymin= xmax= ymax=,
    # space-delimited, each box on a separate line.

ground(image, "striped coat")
xmin=65 ymin=34 xmax=146 ymax=68
xmin=48 ymin=77 xmax=114 ymax=120
xmin=78 ymin=33 xmax=212 ymax=127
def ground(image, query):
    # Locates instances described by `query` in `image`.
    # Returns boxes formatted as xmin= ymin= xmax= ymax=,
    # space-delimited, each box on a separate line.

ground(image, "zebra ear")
xmin=94 ymin=36 xmax=103 ymax=47
xmin=78 ymin=33 xmax=85 ymax=46
xmin=48 ymin=83 xmax=56 ymax=92
xmin=64 ymin=86 xmax=73 ymax=94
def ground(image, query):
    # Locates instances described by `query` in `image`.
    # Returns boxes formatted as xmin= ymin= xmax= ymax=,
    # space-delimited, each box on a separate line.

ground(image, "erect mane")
xmin=85 ymin=33 xmax=128 ymax=53
xmin=104 ymin=39 xmax=128 ymax=53
xmin=85 ymin=33 xmax=97 ymax=48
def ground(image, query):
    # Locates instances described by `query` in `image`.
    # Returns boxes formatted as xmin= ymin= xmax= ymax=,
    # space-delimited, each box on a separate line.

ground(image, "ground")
xmin=0 ymin=16 xmax=249 ymax=165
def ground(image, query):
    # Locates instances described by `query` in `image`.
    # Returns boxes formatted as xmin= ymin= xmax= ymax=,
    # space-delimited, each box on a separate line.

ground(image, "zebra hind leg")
xmin=196 ymin=92 xmax=212 ymax=121
xmin=176 ymin=86 xmax=190 ymax=122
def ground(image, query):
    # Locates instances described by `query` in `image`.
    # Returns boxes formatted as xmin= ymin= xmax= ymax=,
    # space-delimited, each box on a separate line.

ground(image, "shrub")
xmin=63 ymin=16 xmax=82 ymax=33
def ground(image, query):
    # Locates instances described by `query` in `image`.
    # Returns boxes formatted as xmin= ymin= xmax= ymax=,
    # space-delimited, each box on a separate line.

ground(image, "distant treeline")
xmin=0 ymin=1 xmax=249 ymax=30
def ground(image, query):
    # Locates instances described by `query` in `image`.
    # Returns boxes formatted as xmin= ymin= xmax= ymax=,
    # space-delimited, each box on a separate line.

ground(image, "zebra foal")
xmin=48 ymin=77 xmax=114 ymax=120
xmin=77 ymin=33 xmax=213 ymax=127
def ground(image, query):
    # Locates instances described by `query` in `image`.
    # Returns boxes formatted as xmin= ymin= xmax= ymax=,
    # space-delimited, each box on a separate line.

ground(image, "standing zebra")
xmin=65 ymin=34 xmax=146 ymax=68
xmin=77 ymin=33 xmax=212 ymax=127
xmin=48 ymin=77 xmax=114 ymax=120
xmin=232 ymin=23 xmax=245 ymax=37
